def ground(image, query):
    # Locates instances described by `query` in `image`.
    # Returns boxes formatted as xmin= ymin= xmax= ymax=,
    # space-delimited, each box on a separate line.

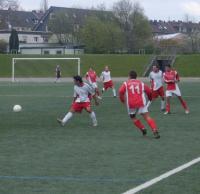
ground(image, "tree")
xmin=0 ymin=0 xmax=19 ymax=10
xmin=182 ymin=15 xmax=200 ymax=53
xmin=113 ymin=0 xmax=152 ymax=53
xmin=9 ymin=29 xmax=19 ymax=53
xmin=80 ymin=16 xmax=124 ymax=53
xmin=48 ymin=12 xmax=74 ymax=44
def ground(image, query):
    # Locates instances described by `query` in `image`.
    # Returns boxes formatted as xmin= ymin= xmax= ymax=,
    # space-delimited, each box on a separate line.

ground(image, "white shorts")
xmin=128 ymin=105 xmax=148 ymax=115
xmin=166 ymin=85 xmax=181 ymax=97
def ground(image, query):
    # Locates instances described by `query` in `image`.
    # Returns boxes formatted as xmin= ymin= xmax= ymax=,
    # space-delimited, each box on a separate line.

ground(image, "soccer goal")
xmin=11 ymin=57 xmax=81 ymax=82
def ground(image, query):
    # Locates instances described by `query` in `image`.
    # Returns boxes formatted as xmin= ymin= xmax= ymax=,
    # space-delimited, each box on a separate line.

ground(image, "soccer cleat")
xmin=57 ymin=118 xmax=64 ymax=126
xmin=164 ymin=111 xmax=171 ymax=115
xmin=142 ymin=129 xmax=147 ymax=136
xmin=153 ymin=132 xmax=160 ymax=139
xmin=185 ymin=109 xmax=190 ymax=114
xmin=97 ymin=96 xmax=102 ymax=100
xmin=93 ymin=122 xmax=98 ymax=127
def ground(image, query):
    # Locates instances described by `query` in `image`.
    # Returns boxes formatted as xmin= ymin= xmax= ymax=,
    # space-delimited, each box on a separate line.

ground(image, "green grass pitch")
xmin=0 ymin=81 xmax=199 ymax=194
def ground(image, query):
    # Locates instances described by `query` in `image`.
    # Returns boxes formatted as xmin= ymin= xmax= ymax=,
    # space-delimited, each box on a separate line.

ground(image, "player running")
xmin=119 ymin=70 xmax=160 ymax=139
xmin=55 ymin=65 xmax=61 ymax=83
xmin=57 ymin=75 xmax=99 ymax=127
xmin=147 ymin=64 xmax=165 ymax=111
xmin=100 ymin=66 xmax=116 ymax=97
xmin=85 ymin=67 xmax=101 ymax=99
xmin=163 ymin=64 xmax=189 ymax=114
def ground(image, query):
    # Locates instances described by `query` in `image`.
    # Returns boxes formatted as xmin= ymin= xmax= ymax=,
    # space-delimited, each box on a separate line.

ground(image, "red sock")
xmin=133 ymin=119 xmax=145 ymax=132
xmin=180 ymin=99 xmax=188 ymax=110
xmin=146 ymin=118 xmax=158 ymax=133
xmin=166 ymin=103 xmax=170 ymax=112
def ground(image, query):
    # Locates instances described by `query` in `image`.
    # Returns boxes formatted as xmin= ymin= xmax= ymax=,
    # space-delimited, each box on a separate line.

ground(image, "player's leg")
xmin=159 ymin=87 xmax=165 ymax=111
xmin=102 ymin=82 xmax=106 ymax=93
xmin=94 ymin=83 xmax=102 ymax=99
xmin=142 ymin=112 xmax=160 ymax=139
xmin=112 ymin=86 xmax=117 ymax=97
xmin=147 ymin=90 xmax=158 ymax=109
xmin=164 ymin=96 xmax=171 ymax=114
xmin=177 ymin=96 xmax=189 ymax=114
xmin=130 ymin=113 xmax=147 ymax=136
xmin=164 ymin=90 xmax=172 ymax=114
xmin=57 ymin=107 xmax=75 ymax=126
xmin=85 ymin=105 xmax=98 ymax=127
xmin=109 ymin=80 xmax=116 ymax=97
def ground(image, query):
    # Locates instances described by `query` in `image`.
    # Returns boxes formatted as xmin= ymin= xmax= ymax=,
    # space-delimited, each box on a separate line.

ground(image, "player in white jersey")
xmin=147 ymin=65 xmax=165 ymax=111
xmin=100 ymin=66 xmax=116 ymax=97
xmin=57 ymin=76 xmax=99 ymax=127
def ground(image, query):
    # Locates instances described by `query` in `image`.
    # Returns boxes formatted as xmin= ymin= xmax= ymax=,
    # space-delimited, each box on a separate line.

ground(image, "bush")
xmin=0 ymin=39 xmax=7 ymax=53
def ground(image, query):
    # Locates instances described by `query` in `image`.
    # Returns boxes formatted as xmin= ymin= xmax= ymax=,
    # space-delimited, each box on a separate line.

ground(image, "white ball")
xmin=13 ymin=105 xmax=22 ymax=112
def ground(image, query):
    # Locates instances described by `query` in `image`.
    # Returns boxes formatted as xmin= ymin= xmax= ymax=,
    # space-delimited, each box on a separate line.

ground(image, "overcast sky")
xmin=19 ymin=0 xmax=200 ymax=21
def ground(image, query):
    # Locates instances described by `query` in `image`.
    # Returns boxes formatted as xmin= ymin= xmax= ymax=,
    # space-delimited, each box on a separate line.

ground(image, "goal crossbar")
xmin=12 ymin=57 xmax=81 ymax=82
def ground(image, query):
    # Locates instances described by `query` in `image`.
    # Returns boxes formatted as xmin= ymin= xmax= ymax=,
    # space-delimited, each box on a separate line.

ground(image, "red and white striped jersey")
xmin=119 ymin=79 xmax=152 ymax=108
xmin=149 ymin=70 xmax=163 ymax=91
xmin=86 ymin=70 xmax=97 ymax=83
xmin=163 ymin=70 xmax=180 ymax=90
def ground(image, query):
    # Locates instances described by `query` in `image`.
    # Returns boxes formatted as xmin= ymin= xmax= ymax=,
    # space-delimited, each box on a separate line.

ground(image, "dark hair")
xmin=165 ymin=64 xmax=171 ymax=68
xmin=129 ymin=70 xmax=137 ymax=79
xmin=73 ymin=75 xmax=83 ymax=83
xmin=153 ymin=64 xmax=159 ymax=69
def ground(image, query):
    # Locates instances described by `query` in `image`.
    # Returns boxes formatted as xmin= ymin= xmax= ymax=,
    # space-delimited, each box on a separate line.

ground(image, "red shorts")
xmin=71 ymin=102 xmax=91 ymax=113
xmin=104 ymin=80 xmax=114 ymax=90
xmin=151 ymin=86 xmax=165 ymax=99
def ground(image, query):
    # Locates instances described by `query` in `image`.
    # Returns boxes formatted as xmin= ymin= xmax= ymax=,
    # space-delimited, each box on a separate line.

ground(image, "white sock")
xmin=161 ymin=100 xmax=165 ymax=110
xmin=113 ymin=88 xmax=116 ymax=97
xmin=62 ymin=112 xmax=73 ymax=125
xmin=147 ymin=100 xmax=152 ymax=108
xmin=90 ymin=112 xmax=97 ymax=125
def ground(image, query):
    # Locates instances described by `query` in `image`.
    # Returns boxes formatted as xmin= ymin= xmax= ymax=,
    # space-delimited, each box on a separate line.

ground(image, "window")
xmin=34 ymin=37 xmax=38 ymax=42
xmin=56 ymin=50 xmax=62 ymax=54
xmin=44 ymin=50 xmax=50 ymax=55
xmin=50 ymin=13 xmax=55 ymax=19
xmin=22 ymin=36 xmax=27 ymax=43
xmin=43 ymin=37 xmax=48 ymax=43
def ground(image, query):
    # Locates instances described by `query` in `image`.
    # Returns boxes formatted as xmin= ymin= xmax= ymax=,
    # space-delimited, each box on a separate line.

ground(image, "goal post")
xmin=11 ymin=57 xmax=81 ymax=82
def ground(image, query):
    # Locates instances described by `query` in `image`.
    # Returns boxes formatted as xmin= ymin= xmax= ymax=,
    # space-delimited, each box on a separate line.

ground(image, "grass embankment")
xmin=0 ymin=54 xmax=150 ymax=77
xmin=174 ymin=55 xmax=200 ymax=77
xmin=0 ymin=54 xmax=200 ymax=77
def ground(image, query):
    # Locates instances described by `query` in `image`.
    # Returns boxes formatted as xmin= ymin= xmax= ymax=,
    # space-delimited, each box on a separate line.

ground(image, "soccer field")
xmin=0 ymin=81 xmax=199 ymax=194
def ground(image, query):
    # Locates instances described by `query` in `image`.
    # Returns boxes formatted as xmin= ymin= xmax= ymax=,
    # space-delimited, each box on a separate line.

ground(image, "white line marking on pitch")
xmin=122 ymin=156 xmax=200 ymax=194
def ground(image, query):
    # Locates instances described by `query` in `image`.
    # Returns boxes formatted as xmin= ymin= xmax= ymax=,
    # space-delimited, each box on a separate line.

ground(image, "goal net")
xmin=12 ymin=57 xmax=81 ymax=82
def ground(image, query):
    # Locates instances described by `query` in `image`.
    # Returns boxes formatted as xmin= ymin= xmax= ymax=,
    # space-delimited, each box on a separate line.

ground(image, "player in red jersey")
xmin=119 ymin=70 xmax=160 ymax=139
xmin=147 ymin=64 xmax=165 ymax=111
xmin=85 ymin=67 xmax=101 ymax=99
xmin=57 ymin=75 xmax=99 ymax=127
xmin=100 ymin=66 xmax=116 ymax=97
xmin=163 ymin=64 xmax=189 ymax=114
